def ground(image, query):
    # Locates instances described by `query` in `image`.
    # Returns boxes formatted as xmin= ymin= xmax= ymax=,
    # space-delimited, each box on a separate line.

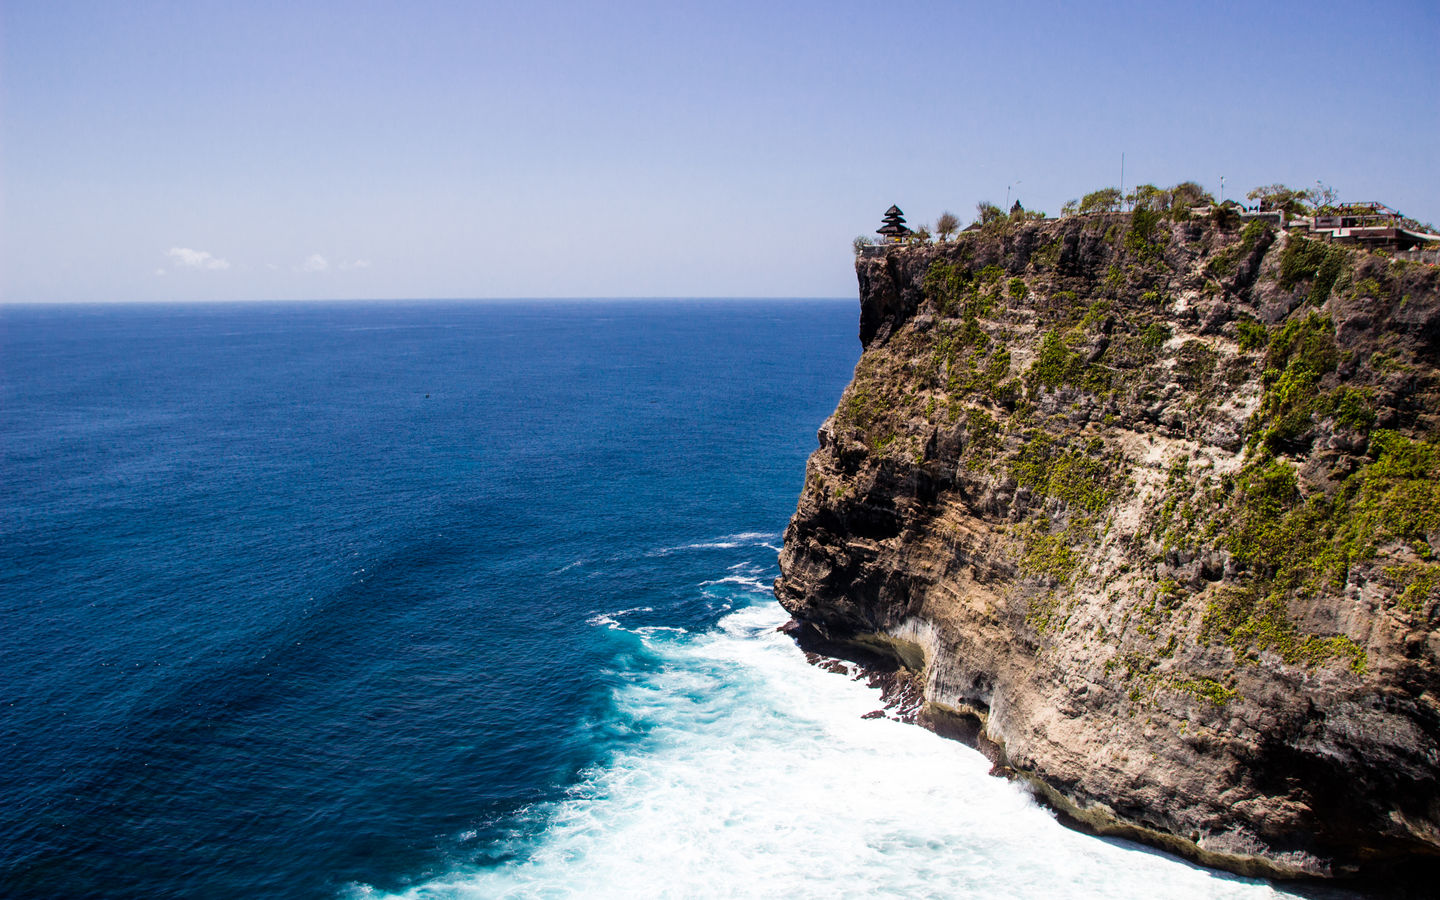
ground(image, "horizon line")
xmin=0 ymin=295 xmax=858 ymax=307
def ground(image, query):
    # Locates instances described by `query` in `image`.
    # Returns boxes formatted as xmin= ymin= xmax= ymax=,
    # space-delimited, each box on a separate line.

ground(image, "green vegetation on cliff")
xmin=831 ymin=200 xmax=1440 ymax=687
xmin=781 ymin=189 xmax=1440 ymax=881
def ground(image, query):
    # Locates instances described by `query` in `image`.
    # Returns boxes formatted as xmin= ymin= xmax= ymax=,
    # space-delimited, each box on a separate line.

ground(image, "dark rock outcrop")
xmin=777 ymin=212 xmax=1440 ymax=885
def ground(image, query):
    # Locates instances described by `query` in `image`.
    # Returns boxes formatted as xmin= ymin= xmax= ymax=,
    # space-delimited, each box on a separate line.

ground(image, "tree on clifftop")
xmin=974 ymin=202 xmax=1004 ymax=226
xmin=1126 ymin=183 xmax=1165 ymax=211
xmin=1079 ymin=188 xmax=1123 ymax=214
xmin=1167 ymin=181 xmax=1213 ymax=209
xmin=936 ymin=211 xmax=959 ymax=241
xmin=1247 ymin=184 xmax=1313 ymax=215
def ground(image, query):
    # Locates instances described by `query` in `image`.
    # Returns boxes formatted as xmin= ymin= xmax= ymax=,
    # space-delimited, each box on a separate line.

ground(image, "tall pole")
xmin=1120 ymin=153 xmax=1125 ymax=208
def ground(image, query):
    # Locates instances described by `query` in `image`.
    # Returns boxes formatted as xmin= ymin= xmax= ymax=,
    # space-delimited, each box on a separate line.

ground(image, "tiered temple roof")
xmin=876 ymin=205 xmax=911 ymax=241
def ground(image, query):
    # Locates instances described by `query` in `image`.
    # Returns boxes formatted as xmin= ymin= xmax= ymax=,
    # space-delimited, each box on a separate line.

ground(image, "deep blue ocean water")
xmin=2 ymin=300 xmax=1310 ymax=899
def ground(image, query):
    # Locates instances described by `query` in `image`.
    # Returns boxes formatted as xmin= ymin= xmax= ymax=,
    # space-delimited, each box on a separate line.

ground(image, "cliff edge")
xmin=776 ymin=210 xmax=1440 ymax=882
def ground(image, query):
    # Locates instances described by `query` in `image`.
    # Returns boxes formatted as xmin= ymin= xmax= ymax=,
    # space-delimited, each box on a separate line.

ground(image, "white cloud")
xmin=167 ymin=247 xmax=230 ymax=270
xmin=339 ymin=259 xmax=372 ymax=271
xmin=301 ymin=253 xmax=329 ymax=272
xmin=154 ymin=268 xmax=167 ymax=276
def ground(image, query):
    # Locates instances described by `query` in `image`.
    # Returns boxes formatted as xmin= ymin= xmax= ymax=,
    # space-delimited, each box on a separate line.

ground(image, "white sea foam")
xmin=648 ymin=532 xmax=783 ymax=556
xmin=719 ymin=531 xmax=780 ymax=542
xmin=585 ymin=606 xmax=655 ymax=628
xmin=699 ymin=574 xmax=771 ymax=593
xmin=363 ymin=601 xmax=1305 ymax=900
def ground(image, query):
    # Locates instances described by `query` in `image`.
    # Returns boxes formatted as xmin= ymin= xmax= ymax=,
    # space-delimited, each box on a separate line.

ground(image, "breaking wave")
xmin=355 ymin=573 xmax=1303 ymax=900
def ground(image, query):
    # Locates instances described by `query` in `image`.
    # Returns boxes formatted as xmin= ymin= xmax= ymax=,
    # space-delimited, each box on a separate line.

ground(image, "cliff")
xmin=775 ymin=210 xmax=1440 ymax=883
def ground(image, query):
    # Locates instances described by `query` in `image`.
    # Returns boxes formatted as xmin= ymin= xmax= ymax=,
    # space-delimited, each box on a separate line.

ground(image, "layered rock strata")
xmin=776 ymin=211 xmax=1440 ymax=883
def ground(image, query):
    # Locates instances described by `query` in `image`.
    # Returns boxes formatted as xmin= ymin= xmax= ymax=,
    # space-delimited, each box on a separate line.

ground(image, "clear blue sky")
xmin=3 ymin=0 xmax=1436 ymax=302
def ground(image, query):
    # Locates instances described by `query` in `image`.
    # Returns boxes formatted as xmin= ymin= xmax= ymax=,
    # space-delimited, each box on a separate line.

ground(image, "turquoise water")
xmin=1 ymin=300 xmax=1310 ymax=898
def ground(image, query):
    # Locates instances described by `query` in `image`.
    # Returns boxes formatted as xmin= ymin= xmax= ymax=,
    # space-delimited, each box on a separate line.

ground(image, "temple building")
xmin=877 ymin=205 xmax=912 ymax=243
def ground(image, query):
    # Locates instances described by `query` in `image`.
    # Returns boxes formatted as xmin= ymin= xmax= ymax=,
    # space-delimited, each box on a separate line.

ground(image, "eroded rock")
xmin=778 ymin=215 xmax=1440 ymax=886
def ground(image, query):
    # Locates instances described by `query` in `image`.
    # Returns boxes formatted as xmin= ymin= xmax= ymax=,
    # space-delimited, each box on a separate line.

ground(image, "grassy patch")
xmin=930 ymin=315 xmax=1010 ymax=403
xmin=1169 ymin=676 xmax=1239 ymax=706
xmin=1279 ymin=235 xmax=1345 ymax=305
xmin=1250 ymin=312 xmax=1337 ymax=452
xmin=1108 ymin=652 xmax=1240 ymax=707
xmin=1010 ymin=433 xmax=1116 ymax=512
xmin=1026 ymin=330 xmax=1112 ymax=394
xmin=1201 ymin=588 xmax=1367 ymax=673
xmin=1382 ymin=563 xmax=1440 ymax=613
xmin=924 ymin=261 xmax=1001 ymax=319
xmin=1202 ymin=429 xmax=1440 ymax=672
xmin=1124 ymin=206 xmax=1168 ymax=262
xmin=1226 ymin=432 xmax=1440 ymax=588
xmin=1326 ymin=386 xmax=1376 ymax=432
xmin=1019 ymin=516 xmax=1093 ymax=584
xmin=1236 ymin=318 xmax=1269 ymax=352
xmin=963 ymin=406 xmax=1001 ymax=465
xmin=1140 ymin=322 xmax=1171 ymax=349
xmin=1026 ymin=588 xmax=1075 ymax=634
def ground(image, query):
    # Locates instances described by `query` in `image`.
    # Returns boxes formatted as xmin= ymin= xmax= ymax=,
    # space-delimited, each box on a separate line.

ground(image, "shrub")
xmin=1279 ymin=235 xmax=1344 ymax=305
xmin=1211 ymin=203 xmax=1241 ymax=228
xmin=1141 ymin=322 xmax=1171 ymax=348
xmin=1246 ymin=184 xmax=1313 ymax=215
xmin=1238 ymin=219 xmax=1270 ymax=251
xmin=1252 ymin=312 xmax=1338 ymax=452
xmin=935 ymin=211 xmax=960 ymax=242
xmin=1026 ymin=332 xmax=1110 ymax=393
xmin=1236 ymin=318 xmax=1269 ymax=352
xmin=974 ymin=202 xmax=1004 ymax=226
xmin=1167 ymin=181 xmax=1214 ymax=210
xmin=1079 ymin=188 xmax=1122 ymax=215
xmin=1203 ymin=428 xmax=1440 ymax=673
xmin=1125 ymin=206 xmax=1166 ymax=260
xmin=1029 ymin=331 xmax=1073 ymax=388
xmin=1126 ymin=184 xmax=1164 ymax=210
xmin=1352 ymin=277 xmax=1385 ymax=300
xmin=1327 ymin=387 xmax=1376 ymax=432
xmin=1010 ymin=434 xmax=1115 ymax=512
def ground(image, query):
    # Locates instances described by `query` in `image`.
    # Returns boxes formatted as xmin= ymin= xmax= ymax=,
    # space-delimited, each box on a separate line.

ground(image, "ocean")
xmin=1 ymin=300 xmax=1312 ymax=898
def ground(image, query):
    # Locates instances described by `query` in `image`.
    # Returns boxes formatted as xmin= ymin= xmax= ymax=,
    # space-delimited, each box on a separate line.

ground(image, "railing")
xmin=1239 ymin=209 xmax=1286 ymax=227
xmin=1392 ymin=248 xmax=1440 ymax=265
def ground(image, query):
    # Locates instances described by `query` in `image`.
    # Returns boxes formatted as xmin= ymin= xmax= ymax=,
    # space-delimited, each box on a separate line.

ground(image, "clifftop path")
xmin=776 ymin=211 xmax=1440 ymax=884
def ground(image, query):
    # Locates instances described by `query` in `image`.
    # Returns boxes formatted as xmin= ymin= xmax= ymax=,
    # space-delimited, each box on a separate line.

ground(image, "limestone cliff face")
xmin=776 ymin=211 xmax=1440 ymax=881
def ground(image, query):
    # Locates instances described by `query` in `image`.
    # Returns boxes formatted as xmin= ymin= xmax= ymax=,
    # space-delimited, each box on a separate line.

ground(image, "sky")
xmin=2 ymin=0 xmax=1437 ymax=303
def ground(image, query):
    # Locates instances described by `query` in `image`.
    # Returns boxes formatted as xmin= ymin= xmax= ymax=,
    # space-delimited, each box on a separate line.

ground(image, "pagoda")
xmin=876 ymin=205 xmax=912 ymax=242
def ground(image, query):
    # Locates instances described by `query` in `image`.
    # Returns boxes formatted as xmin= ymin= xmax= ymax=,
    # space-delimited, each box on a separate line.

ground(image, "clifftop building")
xmin=876 ymin=205 xmax=911 ymax=243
